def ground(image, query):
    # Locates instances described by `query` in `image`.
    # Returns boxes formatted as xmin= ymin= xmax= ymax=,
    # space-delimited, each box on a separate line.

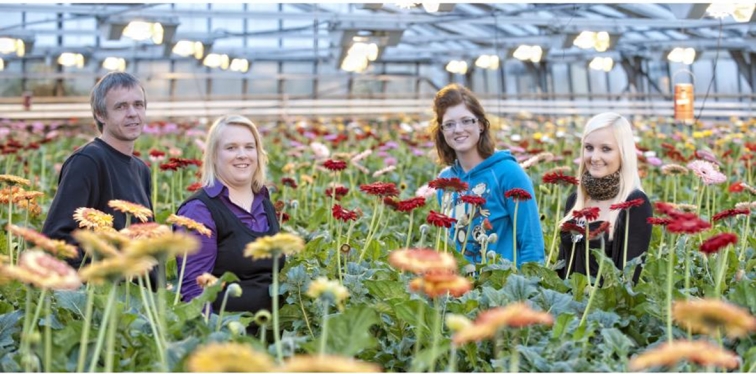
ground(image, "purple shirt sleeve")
xmin=176 ymin=199 xmax=218 ymax=303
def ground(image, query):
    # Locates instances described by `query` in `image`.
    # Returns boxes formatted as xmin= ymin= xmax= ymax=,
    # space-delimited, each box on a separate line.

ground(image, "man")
xmin=43 ymin=71 xmax=152 ymax=268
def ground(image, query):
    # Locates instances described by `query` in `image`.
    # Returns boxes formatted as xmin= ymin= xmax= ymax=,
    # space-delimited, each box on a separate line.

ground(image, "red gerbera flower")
xmin=542 ymin=172 xmax=579 ymax=186
xmin=560 ymin=222 xmax=584 ymax=234
xmin=504 ymin=188 xmax=533 ymax=201
xmin=323 ymin=159 xmax=348 ymax=171
xmin=647 ymin=217 xmax=672 ymax=226
xmin=666 ymin=212 xmax=711 ymax=234
xmin=700 ymin=233 xmax=738 ymax=254
xmin=712 ymin=208 xmax=750 ymax=222
xmin=460 ymin=195 xmax=486 ymax=206
xmin=426 ymin=210 xmax=456 ymax=228
xmin=360 ymin=182 xmax=400 ymax=197
xmin=149 ymin=149 xmax=166 ymax=158
xmin=186 ymin=182 xmax=202 ymax=192
xmin=610 ymin=198 xmax=645 ymax=211
xmin=159 ymin=161 xmax=180 ymax=171
xmin=482 ymin=218 xmax=493 ymax=230
xmin=396 ymin=196 xmax=426 ymax=213
xmin=281 ymin=177 xmax=298 ymax=189
xmin=325 ymin=186 xmax=349 ymax=200
xmin=428 ymin=177 xmax=468 ymax=192
xmin=572 ymin=207 xmax=600 ymax=222
xmin=588 ymin=221 xmax=610 ymax=240
xmin=654 ymin=202 xmax=677 ymax=216
xmin=332 ymin=204 xmax=358 ymax=222
xmin=728 ymin=182 xmax=745 ymax=193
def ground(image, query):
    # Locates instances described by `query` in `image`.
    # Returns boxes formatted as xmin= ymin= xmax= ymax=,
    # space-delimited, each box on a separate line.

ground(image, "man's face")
xmin=96 ymin=86 xmax=146 ymax=144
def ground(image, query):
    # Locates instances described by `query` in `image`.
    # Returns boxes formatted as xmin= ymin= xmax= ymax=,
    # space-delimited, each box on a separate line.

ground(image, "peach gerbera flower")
xmin=120 ymin=222 xmax=171 ymax=239
xmin=5 ymin=250 xmax=81 ymax=290
xmin=73 ymin=207 xmax=114 ymax=231
xmin=79 ymin=256 xmax=156 ymax=285
xmin=123 ymin=231 xmax=199 ymax=260
xmin=107 ymin=199 xmax=153 ymax=222
xmin=387 ymin=248 xmax=457 ymax=275
xmin=672 ymin=298 xmax=756 ymax=338
xmin=278 ymin=354 xmax=382 ymax=372
xmin=8 ymin=225 xmax=78 ymax=259
xmin=166 ymin=214 xmax=211 ymax=237
xmin=72 ymin=230 xmax=122 ymax=259
xmin=628 ymin=340 xmax=740 ymax=371
xmin=452 ymin=302 xmax=554 ymax=346
xmin=0 ymin=174 xmax=31 ymax=186
xmin=409 ymin=272 xmax=472 ymax=298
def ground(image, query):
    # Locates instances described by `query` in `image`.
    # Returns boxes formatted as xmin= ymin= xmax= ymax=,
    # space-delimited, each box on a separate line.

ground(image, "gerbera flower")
xmin=387 ymin=248 xmax=457 ymax=275
xmin=73 ymin=207 xmax=114 ymax=231
xmin=167 ymin=214 xmax=212 ymax=237
xmin=372 ymin=165 xmax=397 ymax=178
xmin=610 ymin=198 xmax=645 ymax=211
xmin=587 ymin=221 xmax=610 ymax=240
xmin=504 ymin=188 xmax=532 ymax=201
xmin=279 ymin=355 xmax=382 ymax=373
xmin=542 ymin=171 xmax=579 ymax=186
xmin=196 ymin=273 xmax=220 ymax=289
xmin=325 ymin=186 xmax=349 ymax=200
xmin=728 ymin=181 xmax=745 ymax=193
xmin=409 ymin=273 xmax=472 ymax=298
xmin=647 ymin=217 xmax=673 ymax=226
xmin=281 ymin=177 xmax=298 ymax=189
xmin=323 ymin=159 xmax=347 ymax=171
xmin=185 ymin=342 xmax=274 ymax=372
xmin=712 ymin=208 xmax=750 ymax=222
xmin=186 ymin=182 xmax=202 ymax=192
xmin=672 ymin=298 xmax=756 ymax=338
xmin=123 ymin=231 xmax=200 ymax=260
xmin=628 ymin=340 xmax=740 ymax=371
xmin=673 ymin=203 xmax=698 ymax=212
xmin=428 ymin=177 xmax=468 ymax=192
xmin=5 ymin=250 xmax=81 ymax=290
xmin=519 ymin=152 xmax=554 ymax=169
xmin=660 ymin=164 xmax=689 ymax=175
xmin=699 ymin=233 xmax=738 ymax=254
xmin=460 ymin=195 xmax=486 ymax=206
xmin=560 ymin=222 xmax=584 ymax=234
xmin=654 ymin=201 xmax=677 ymax=216
xmin=573 ymin=207 xmax=600 ymax=222
xmin=0 ymin=174 xmax=31 ymax=186
xmin=306 ymin=277 xmax=350 ymax=310
xmin=120 ymin=222 xmax=171 ymax=239
xmin=445 ymin=314 xmax=473 ymax=332
xmin=666 ymin=213 xmax=711 ymax=235
xmin=452 ymin=303 xmax=553 ymax=346
xmin=359 ymin=182 xmax=400 ymax=197
xmin=734 ymin=201 xmax=756 ymax=210
xmin=426 ymin=210 xmax=456 ymax=228
xmin=332 ymin=204 xmax=358 ymax=222
xmin=244 ymin=232 xmax=305 ymax=260
xmin=686 ymin=160 xmax=726 ymax=185
xmin=395 ymin=196 xmax=426 ymax=212
xmin=8 ymin=225 xmax=78 ymax=259
xmin=79 ymin=256 xmax=156 ymax=285
xmin=108 ymin=199 xmax=153 ymax=223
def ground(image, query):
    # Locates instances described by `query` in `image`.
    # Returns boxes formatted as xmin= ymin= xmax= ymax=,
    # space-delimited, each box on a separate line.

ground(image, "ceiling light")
xmin=573 ymin=31 xmax=614 ymax=52
xmin=0 ymin=37 xmax=28 ymax=57
xmin=589 ymin=57 xmax=614 ymax=72
xmin=102 ymin=57 xmax=126 ymax=72
xmin=731 ymin=3 xmax=756 ymax=22
xmin=512 ymin=45 xmax=543 ymax=63
xmin=172 ymin=40 xmax=205 ymax=59
xmin=667 ymin=47 xmax=697 ymax=65
xmin=395 ymin=1 xmax=418 ymax=9
xmin=57 ymin=52 xmax=85 ymax=68
xmin=446 ymin=60 xmax=468 ymax=75
xmin=203 ymin=53 xmax=230 ymax=70
xmin=475 ymin=54 xmax=500 ymax=69
xmin=0 ymin=58 xmax=4 ymax=71
xmin=422 ymin=2 xmax=440 ymax=12
xmin=229 ymin=58 xmax=249 ymax=73
xmin=122 ymin=21 xmax=165 ymax=44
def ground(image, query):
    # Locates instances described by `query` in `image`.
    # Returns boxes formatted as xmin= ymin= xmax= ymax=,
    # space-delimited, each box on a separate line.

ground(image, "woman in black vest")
xmin=176 ymin=115 xmax=282 ymax=332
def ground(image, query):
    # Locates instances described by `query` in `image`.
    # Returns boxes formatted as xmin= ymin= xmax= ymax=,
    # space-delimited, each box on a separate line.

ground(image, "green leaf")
xmin=500 ymin=274 xmax=539 ymax=302
xmin=599 ymin=328 xmax=635 ymax=357
xmin=538 ymin=289 xmax=577 ymax=316
xmin=54 ymin=290 xmax=87 ymax=318
xmin=0 ymin=310 xmax=23 ymax=348
xmin=323 ymin=305 xmax=380 ymax=356
xmin=569 ymin=273 xmax=589 ymax=302
xmin=167 ymin=336 xmax=200 ymax=372
xmin=364 ymin=279 xmax=409 ymax=301
xmin=173 ymin=272 xmax=239 ymax=321
xmin=728 ymin=278 xmax=756 ymax=313
xmin=551 ymin=313 xmax=574 ymax=340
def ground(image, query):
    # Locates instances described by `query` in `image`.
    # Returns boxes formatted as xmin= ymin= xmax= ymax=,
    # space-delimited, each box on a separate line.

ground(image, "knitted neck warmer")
xmin=581 ymin=170 xmax=621 ymax=201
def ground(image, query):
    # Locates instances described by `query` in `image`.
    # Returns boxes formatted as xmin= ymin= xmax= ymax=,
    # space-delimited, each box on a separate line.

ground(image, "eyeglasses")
xmin=441 ymin=117 xmax=477 ymax=133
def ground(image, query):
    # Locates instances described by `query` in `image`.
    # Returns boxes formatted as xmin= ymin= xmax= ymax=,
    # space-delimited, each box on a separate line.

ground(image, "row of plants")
xmin=0 ymin=115 xmax=754 ymax=372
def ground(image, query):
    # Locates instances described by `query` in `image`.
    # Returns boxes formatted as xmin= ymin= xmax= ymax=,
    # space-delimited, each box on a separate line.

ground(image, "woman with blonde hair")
xmin=176 ymin=115 xmax=282 ymax=332
xmin=557 ymin=112 xmax=652 ymax=282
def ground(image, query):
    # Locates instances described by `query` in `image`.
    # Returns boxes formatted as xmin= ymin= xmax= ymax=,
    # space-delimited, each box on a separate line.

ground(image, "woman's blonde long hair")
xmin=200 ymin=115 xmax=268 ymax=193
xmin=559 ymin=112 xmax=642 ymax=235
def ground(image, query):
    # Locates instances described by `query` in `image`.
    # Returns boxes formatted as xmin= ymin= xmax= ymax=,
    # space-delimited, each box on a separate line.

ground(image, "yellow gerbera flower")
xmin=244 ymin=232 xmax=305 ymax=260
xmin=120 ymin=222 xmax=171 ymax=240
xmin=673 ymin=298 xmax=756 ymax=338
xmin=107 ymin=199 xmax=153 ymax=222
xmin=79 ymin=256 xmax=156 ymax=285
xmin=0 ymin=174 xmax=31 ymax=186
xmin=123 ymin=231 xmax=199 ymax=260
xmin=445 ymin=314 xmax=473 ymax=332
xmin=73 ymin=207 xmax=114 ymax=231
xmin=278 ymin=355 xmax=382 ymax=372
xmin=8 ymin=224 xmax=78 ymax=259
xmin=306 ymin=277 xmax=349 ymax=310
xmin=185 ymin=342 xmax=273 ymax=372
xmin=166 ymin=214 xmax=212 ymax=237
xmin=72 ymin=230 xmax=122 ymax=259
xmin=628 ymin=340 xmax=740 ymax=371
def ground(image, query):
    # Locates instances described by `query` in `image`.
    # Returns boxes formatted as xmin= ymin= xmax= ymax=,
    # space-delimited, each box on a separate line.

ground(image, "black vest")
xmin=183 ymin=189 xmax=284 ymax=313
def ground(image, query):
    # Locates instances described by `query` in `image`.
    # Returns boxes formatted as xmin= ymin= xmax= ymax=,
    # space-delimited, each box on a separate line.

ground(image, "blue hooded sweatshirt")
xmin=437 ymin=150 xmax=545 ymax=266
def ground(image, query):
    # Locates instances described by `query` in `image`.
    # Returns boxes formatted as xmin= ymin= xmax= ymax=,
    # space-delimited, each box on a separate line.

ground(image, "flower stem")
xmin=88 ymin=285 xmax=117 ymax=372
xmin=547 ymin=193 xmax=562 ymax=266
xmin=104 ymin=284 xmax=120 ymax=372
xmin=509 ymin=330 xmax=520 ymax=373
xmin=566 ymin=240 xmax=577 ymax=276
xmin=428 ymin=298 xmax=442 ymax=372
xmin=622 ymin=210 xmax=631 ymax=271
xmin=579 ymin=248 xmax=605 ymax=328
xmin=44 ymin=295 xmax=51 ymax=372
xmin=216 ymin=288 xmax=233 ymax=332
xmin=297 ymin=286 xmax=315 ymax=338
xmin=410 ymin=300 xmax=425 ymax=372
xmin=336 ymin=223 xmax=344 ymax=283
xmin=739 ymin=213 xmax=751 ymax=262
xmin=512 ymin=201 xmax=519 ymax=269
xmin=174 ymin=251 xmax=190 ymax=306
xmin=447 ymin=345 xmax=458 ymax=372
xmin=137 ymin=276 xmax=166 ymax=370
xmin=584 ymin=224 xmax=591 ymax=288
xmin=319 ymin=301 xmax=329 ymax=356
xmin=667 ymin=235 xmax=681 ymax=343
xmin=76 ymin=284 xmax=96 ymax=372
xmin=714 ymin=247 xmax=730 ymax=299
xmin=404 ymin=210 xmax=415 ymax=248
xmin=272 ymin=255 xmax=284 ymax=363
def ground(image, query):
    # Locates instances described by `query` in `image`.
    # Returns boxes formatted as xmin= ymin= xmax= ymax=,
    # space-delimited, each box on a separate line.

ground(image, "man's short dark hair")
xmin=90 ymin=72 xmax=146 ymax=133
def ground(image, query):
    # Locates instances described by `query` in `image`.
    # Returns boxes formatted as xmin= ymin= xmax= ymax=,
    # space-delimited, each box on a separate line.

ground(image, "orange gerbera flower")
xmin=185 ymin=342 xmax=273 ymax=372
xmin=278 ymin=354 xmax=382 ymax=372
xmin=196 ymin=273 xmax=220 ymax=289
xmin=167 ymin=214 xmax=212 ymax=237
xmin=107 ymin=199 xmax=153 ymax=222
xmin=409 ymin=273 xmax=472 ymax=298
xmin=672 ymin=299 xmax=756 ymax=338
xmin=628 ymin=340 xmax=740 ymax=371
xmin=120 ymin=222 xmax=171 ymax=239
xmin=387 ymin=248 xmax=457 ymax=275
xmin=8 ymin=224 xmax=78 ymax=259
xmin=73 ymin=207 xmax=114 ymax=230
xmin=452 ymin=302 xmax=553 ymax=346
xmin=0 ymin=174 xmax=31 ymax=186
